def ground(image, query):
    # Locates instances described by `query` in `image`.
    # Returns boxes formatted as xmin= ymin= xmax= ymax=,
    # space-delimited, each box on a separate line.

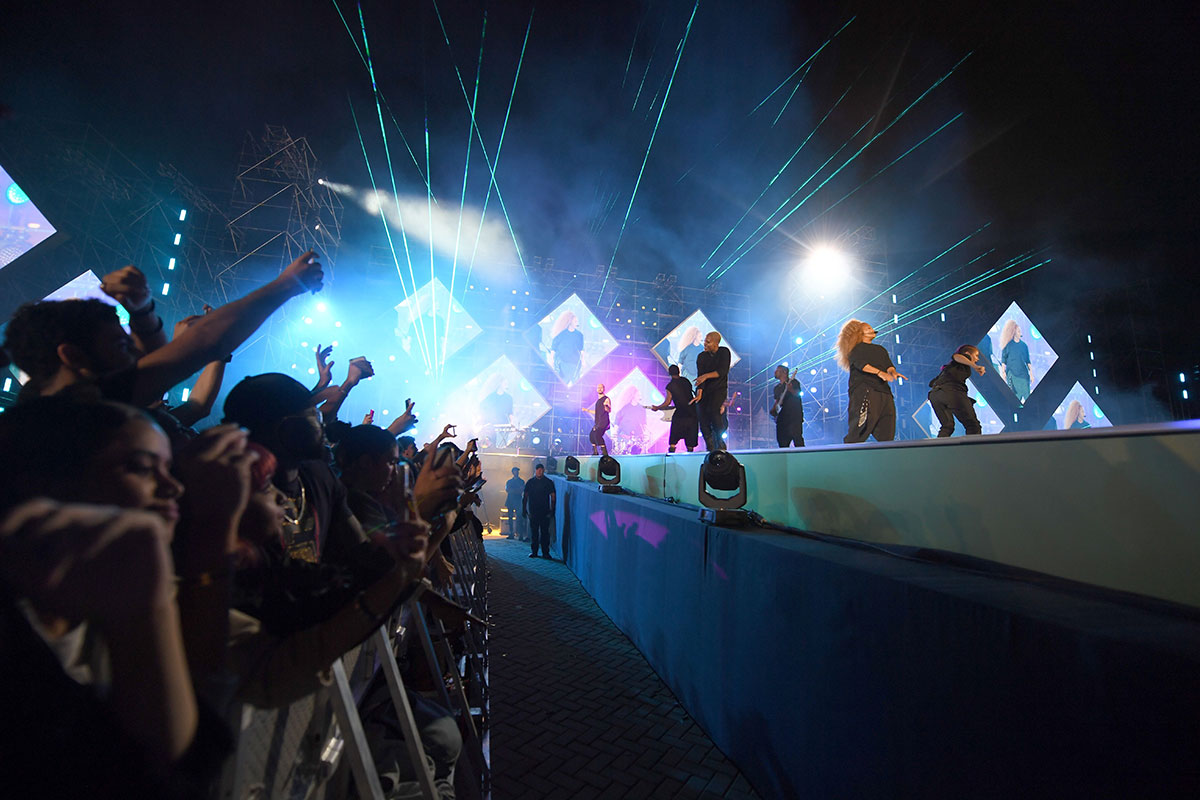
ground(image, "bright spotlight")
xmin=316 ymin=302 xmax=327 ymax=312
xmin=801 ymin=245 xmax=850 ymax=292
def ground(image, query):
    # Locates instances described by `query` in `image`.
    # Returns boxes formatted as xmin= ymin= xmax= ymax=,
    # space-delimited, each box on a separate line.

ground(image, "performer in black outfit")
xmin=583 ymin=383 xmax=611 ymax=455
xmin=770 ymin=365 xmax=805 ymax=447
xmin=927 ymin=345 xmax=986 ymax=437
xmin=838 ymin=319 xmax=906 ymax=443
xmin=522 ymin=462 xmax=556 ymax=558
xmin=694 ymin=331 xmax=732 ymax=451
xmin=650 ymin=364 xmax=699 ymax=452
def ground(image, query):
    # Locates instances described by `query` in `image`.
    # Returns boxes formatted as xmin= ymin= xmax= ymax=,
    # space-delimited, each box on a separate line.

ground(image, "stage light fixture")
xmin=598 ymin=455 xmax=622 ymax=493
xmin=532 ymin=436 xmax=542 ymax=445
xmin=564 ymin=456 xmax=581 ymax=481
xmin=698 ymin=450 xmax=750 ymax=526
xmin=6 ymin=183 xmax=29 ymax=205
xmin=546 ymin=456 xmax=558 ymax=473
xmin=801 ymin=245 xmax=850 ymax=293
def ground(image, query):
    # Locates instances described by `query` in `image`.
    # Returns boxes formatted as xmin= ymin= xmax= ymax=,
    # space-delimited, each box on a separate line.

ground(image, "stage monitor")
xmin=527 ymin=293 xmax=616 ymax=386
xmin=1049 ymin=382 xmax=1112 ymax=431
xmin=1 ymin=163 xmax=57 ymax=271
xmin=977 ymin=301 xmax=1058 ymax=405
xmin=652 ymin=310 xmax=741 ymax=383
xmin=394 ymin=277 xmax=481 ymax=363
xmin=605 ymin=367 xmax=669 ymax=454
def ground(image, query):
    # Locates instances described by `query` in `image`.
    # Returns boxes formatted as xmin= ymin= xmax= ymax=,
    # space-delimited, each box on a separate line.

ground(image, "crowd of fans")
xmin=0 ymin=252 xmax=486 ymax=798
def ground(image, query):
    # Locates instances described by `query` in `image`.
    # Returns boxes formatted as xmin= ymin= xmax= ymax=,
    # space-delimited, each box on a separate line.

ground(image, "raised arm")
xmin=102 ymin=265 xmax=169 ymax=356
xmin=129 ymin=251 xmax=324 ymax=406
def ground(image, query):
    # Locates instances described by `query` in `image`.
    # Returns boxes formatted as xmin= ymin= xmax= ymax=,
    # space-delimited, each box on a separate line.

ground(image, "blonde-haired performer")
xmin=837 ymin=320 xmax=905 ymax=443
xmin=1063 ymin=399 xmax=1091 ymax=430
xmin=927 ymin=345 xmax=986 ymax=437
xmin=998 ymin=319 xmax=1033 ymax=402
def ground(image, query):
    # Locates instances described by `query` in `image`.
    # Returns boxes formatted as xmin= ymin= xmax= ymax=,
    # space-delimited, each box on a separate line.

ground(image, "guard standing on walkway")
xmin=522 ymin=462 xmax=556 ymax=558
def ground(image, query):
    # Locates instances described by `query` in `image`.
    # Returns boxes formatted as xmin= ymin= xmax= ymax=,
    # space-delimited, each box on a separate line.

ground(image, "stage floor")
xmin=481 ymin=420 xmax=1200 ymax=608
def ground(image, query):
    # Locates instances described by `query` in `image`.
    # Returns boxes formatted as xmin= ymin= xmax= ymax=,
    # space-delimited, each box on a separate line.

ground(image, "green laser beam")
xmin=348 ymin=97 xmax=432 ymax=372
xmin=443 ymin=12 xmax=488 ymax=370
xmin=431 ymin=0 xmax=530 ymax=284
xmin=463 ymin=9 xmax=534 ymax=290
xmin=749 ymin=15 xmax=855 ymax=117
xmin=696 ymin=81 xmax=857 ymax=275
xmin=354 ymin=5 xmax=436 ymax=371
xmin=600 ymin=0 xmax=700 ymax=298
xmin=709 ymin=52 xmax=973 ymax=284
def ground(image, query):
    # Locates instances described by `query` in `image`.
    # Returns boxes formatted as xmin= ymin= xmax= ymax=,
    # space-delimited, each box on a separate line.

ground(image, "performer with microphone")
xmin=838 ymin=319 xmax=904 ymax=443
xmin=694 ymin=331 xmax=732 ymax=451
xmin=583 ymin=383 xmax=612 ymax=455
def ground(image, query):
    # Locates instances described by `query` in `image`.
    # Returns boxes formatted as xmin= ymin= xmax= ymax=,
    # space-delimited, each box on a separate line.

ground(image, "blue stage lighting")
xmin=173 ymin=233 xmax=181 ymax=245
xmin=161 ymin=282 xmax=170 ymax=296
xmin=178 ymin=209 xmax=187 ymax=221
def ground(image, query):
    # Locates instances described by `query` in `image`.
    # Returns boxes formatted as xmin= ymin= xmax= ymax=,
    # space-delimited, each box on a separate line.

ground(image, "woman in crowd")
xmin=837 ymin=319 xmax=906 ymax=443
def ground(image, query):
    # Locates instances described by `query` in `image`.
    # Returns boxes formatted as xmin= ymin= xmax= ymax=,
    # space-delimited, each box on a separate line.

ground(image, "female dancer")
xmin=927 ymin=345 xmax=986 ymax=437
xmin=837 ymin=319 xmax=905 ymax=443
xmin=998 ymin=320 xmax=1033 ymax=402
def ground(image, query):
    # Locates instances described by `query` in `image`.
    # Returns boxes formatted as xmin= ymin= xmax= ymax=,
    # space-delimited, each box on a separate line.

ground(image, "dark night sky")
xmin=3 ymin=0 xmax=1198 ymax=405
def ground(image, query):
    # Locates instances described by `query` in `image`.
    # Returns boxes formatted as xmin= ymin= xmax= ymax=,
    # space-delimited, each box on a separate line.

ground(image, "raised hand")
xmin=314 ymin=344 xmax=335 ymax=390
xmin=389 ymin=398 xmax=417 ymax=434
xmin=101 ymin=265 xmax=153 ymax=313
xmin=346 ymin=356 xmax=375 ymax=386
xmin=362 ymin=409 xmax=375 ymax=425
xmin=0 ymin=499 xmax=176 ymax=625
xmin=414 ymin=444 xmax=463 ymax=520
xmin=173 ymin=424 xmax=258 ymax=567
xmin=278 ymin=250 xmax=324 ymax=296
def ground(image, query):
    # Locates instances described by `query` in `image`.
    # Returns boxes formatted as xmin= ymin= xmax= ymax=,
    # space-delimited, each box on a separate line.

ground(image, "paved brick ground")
xmin=485 ymin=538 xmax=760 ymax=800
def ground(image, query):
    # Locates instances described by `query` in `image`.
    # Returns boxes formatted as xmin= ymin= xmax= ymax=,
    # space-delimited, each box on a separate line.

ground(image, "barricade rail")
xmin=219 ymin=518 xmax=490 ymax=800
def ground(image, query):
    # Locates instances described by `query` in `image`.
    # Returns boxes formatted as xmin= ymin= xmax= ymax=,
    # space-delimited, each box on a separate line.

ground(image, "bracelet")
xmin=130 ymin=299 xmax=157 ymax=317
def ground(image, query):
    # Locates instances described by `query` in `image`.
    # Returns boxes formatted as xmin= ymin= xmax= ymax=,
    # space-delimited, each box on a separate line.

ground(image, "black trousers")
xmin=528 ymin=512 xmax=552 ymax=556
xmin=776 ymin=419 xmax=805 ymax=448
xmin=928 ymin=388 xmax=981 ymax=437
xmin=697 ymin=393 xmax=727 ymax=451
xmin=844 ymin=387 xmax=896 ymax=443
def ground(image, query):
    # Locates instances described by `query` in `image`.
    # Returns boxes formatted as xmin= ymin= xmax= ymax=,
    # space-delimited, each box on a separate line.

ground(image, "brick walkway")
xmin=485 ymin=538 xmax=760 ymax=800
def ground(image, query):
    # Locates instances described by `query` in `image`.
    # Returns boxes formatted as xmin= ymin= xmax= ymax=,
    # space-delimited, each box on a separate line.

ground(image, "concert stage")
xmin=479 ymin=424 xmax=1200 ymax=796
xmin=484 ymin=421 xmax=1200 ymax=608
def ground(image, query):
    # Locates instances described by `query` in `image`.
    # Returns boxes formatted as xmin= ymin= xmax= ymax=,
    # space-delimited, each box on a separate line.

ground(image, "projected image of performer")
xmin=694 ymin=331 xmax=732 ymax=451
xmin=927 ymin=345 xmax=986 ymax=437
xmin=1064 ymin=399 xmax=1091 ymax=430
xmin=651 ymin=364 xmax=699 ymax=453
xmin=614 ymin=384 xmax=648 ymax=448
xmin=838 ymin=319 xmax=905 ymax=444
xmin=770 ymin=365 xmax=805 ymax=447
xmin=998 ymin=320 xmax=1033 ymax=403
xmin=583 ymin=382 xmax=612 ymax=455
xmin=479 ymin=374 xmax=516 ymax=446
xmin=674 ymin=326 xmax=704 ymax=381
xmin=549 ymin=310 xmax=585 ymax=384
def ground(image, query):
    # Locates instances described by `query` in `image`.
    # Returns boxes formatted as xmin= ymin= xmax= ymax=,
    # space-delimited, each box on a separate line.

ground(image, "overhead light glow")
xmin=801 ymin=246 xmax=850 ymax=292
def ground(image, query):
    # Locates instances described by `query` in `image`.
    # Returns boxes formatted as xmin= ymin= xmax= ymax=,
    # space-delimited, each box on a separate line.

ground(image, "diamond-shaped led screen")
xmin=1049 ymin=382 xmax=1112 ymax=431
xmin=44 ymin=270 xmax=130 ymax=326
xmin=977 ymin=301 xmax=1058 ymax=405
xmin=652 ymin=310 xmax=741 ymax=383
xmin=605 ymin=367 xmax=668 ymax=454
xmin=912 ymin=382 xmax=1006 ymax=438
xmin=394 ymin=277 xmax=480 ymax=363
xmin=435 ymin=356 xmax=550 ymax=449
xmin=527 ymin=293 xmax=617 ymax=386
xmin=1 ymin=163 xmax=57 ymax=271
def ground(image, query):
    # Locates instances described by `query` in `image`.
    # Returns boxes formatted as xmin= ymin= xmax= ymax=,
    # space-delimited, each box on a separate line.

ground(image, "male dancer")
xmin=650 ymin=364 xmax=699 ymax=452
xmin=694 ymin=331 xmax=731 ymax=451
xmin=770 ymin=365 xmax=805 ymax=447
xmin=583 ymin=382 xmax=612 ymax=455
